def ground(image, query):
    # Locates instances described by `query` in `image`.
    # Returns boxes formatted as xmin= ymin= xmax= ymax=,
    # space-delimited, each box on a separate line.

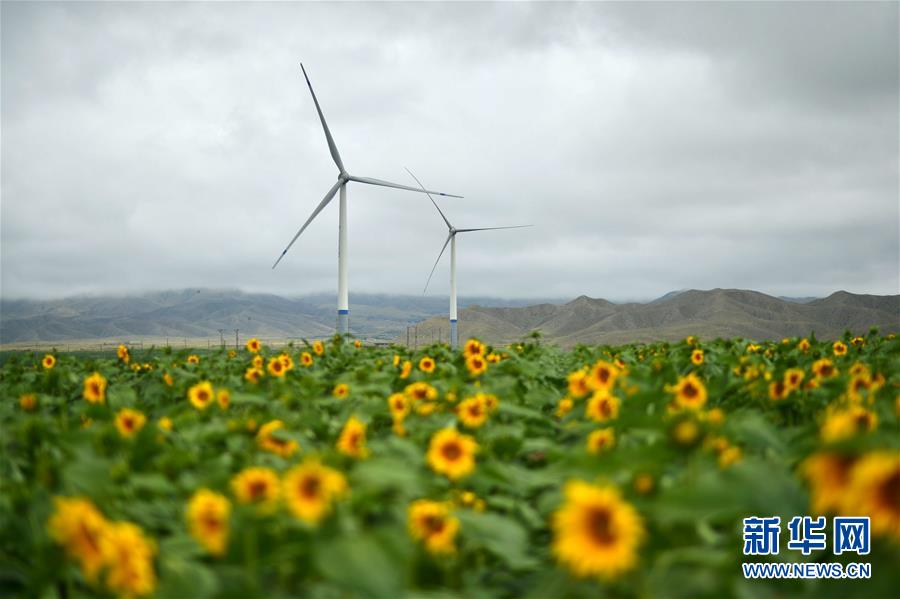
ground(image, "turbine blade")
xmin=404 ymin=167 xmax=452 ymax=228
xmin=300 ymin=63 xmax=345 ymax=174
xmin=272 ymin=180 xmax=343 ymax=269
xmin=455 ymin=225 xmax=533 ymax=233
xmin=424 ymin=232 xmax=453 ymax=294
xmin=349 ymin=174 xmax=462 ymax=198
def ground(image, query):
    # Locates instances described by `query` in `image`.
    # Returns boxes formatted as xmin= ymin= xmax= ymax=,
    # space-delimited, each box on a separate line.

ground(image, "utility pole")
xmin=406 ymin=326 xmax=410 ymax=348
xmin=414 ymin=325 xmax=418 ymax=349
xmin=217 ymin=329 xmax=225 ymax=349
xmin=234 ymin=329 xmax=240 ymax=350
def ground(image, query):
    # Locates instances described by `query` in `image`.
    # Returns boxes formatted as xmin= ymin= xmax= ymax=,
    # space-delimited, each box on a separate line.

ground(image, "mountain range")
xmin=405 ymin=289 xmax=899 ymax=347
xmin=1 ymin=288 xmax=896 ymax=347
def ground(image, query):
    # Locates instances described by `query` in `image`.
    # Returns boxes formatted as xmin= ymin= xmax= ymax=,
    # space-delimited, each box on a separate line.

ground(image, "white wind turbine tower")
xmin=272 ymin=64 xmax=461 ymax=335
xmin=408 ymin=168 xmax=531 ymax=348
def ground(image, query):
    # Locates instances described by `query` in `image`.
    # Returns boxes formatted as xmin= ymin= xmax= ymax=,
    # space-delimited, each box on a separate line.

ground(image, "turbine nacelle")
xmin=272 ymin=64 xmax=461 ymax=271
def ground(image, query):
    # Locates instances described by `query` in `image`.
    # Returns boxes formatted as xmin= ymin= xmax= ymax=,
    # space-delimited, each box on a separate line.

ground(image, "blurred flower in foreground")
xmin=552 ymin=481 xmax=644 ymax=580
xmin=282 ymin=459 xmax=347 ymax=524
xmin=187 ymin=489 xmax=230 ymax=556
xmin=408 ymin=500 xmax=459 ymax=555
xmin=427 ymin=428 xmax=478 ymax=480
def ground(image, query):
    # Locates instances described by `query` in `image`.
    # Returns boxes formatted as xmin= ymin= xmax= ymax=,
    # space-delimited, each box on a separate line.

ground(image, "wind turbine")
xmin=272 ymin=64 xmax=461 ymax=335
xmin=407 ymin=168 xmax=531 ymax=349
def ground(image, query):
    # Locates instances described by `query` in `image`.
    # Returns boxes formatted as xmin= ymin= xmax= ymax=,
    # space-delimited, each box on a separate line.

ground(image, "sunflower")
xmin=587 ymin=428 xmax=616 ymax=454
xmin=246 ymin=338 xmax=261 ymax=353
xmin=186 ymin=489 xmax=230 ymax=556
xmin=797 ymin=338 xmax=810 ymax=352
xmin=690 ymin=349 xmax=704 ymax=366
xmin=812 ymin=358 xmax=838 ymax=379
xmin=393 ymin=354 xmax=401 ymax=367
xmin=99 ymin=521 xmax=157 ymax=598
xmin=115 ymin=408 xmax=146 ymax=438
xmin=487 ymin=352 xmax=502 ymax=363
xmin=567 ymin=369 xmax=590 ymax=398
xmin=718 ymin=445 xmax=742 ymax=468
xmin=228 ymin=350 xmax=237 ymax=358
xmin=282 ymin=459 xmax=347 ymax=524
xmin=116 ymin=344 xmax=130 ymax=364
xmin=844 ymin=451 xmax=900 ymax=540
xmin=457 ymin=395 xmax=488 ymax=428
xmin=354 ymin=339 xmax=362 ymax=349
xmin=427 ymin=428 xmax=478 ymax=480
xmin=671 ymin=418 xmax=701 ymax=447
xmin=801 ymin=452 xmax=857 ymax=515
xmin=231 ymin=467 xmax=281 ymax=512
xmin=163 ymin=372 xmax=174 ymax=386
xmin=556 ymin=397 xmax=574 ymax=418
xmin=158 ymin=417 xmax=173 ymax=432
xmin=252 ymin=355 xmax=264 ymax=369
xmin=399 ymin=360 xmax=413 ymax=379
xmin=768 ymin=379 xmax=790 ymax=401
xmin=405 ymin=382 xmax=438 ymax=402
xmin=332 ymin=383 xmax=350 ymax=399
xmin=784 ymin=368 xmax=805 ymax=391
xmin=668 ymin=373 xmax=707 ymax=410
xmin=408 ymin=500 xmax=459 ymax=555
xmin=336 ymin=416 xmax=369 ymax=459
xmin=463 ymin=338 xmax=485 ymax=358
xmin=466 ymin=353 xmax=488 ymax=377
xmin=216 ymin=389 xmax=230 ymax=410
xmin=552 ymin=481 xmax=645 ymax=580
xmin=187 ymin=355 xmax=200 ymax=365
xmin=685 ymin=335 xmax=697 ymax=346
xmin=279 ymin=353 xmax=294 ymax=371
xmin=849 ymin=372 xmax=881 ymax=403
xmin=47 ymin=496 xmax=109 ymax=580
xmin=820 ymin=405 xmax=878 ymax=443
xmin=850 ymin=336 xmax=866 ymax=347
xmin=300 ymin=352 xmax=314 ymax=367
xmin=313 ymin=340 xmax=325 ymax=356
xmin=704 ymin=407 xmax=725 ymax=426
xmin=388 ymin=393 xmax=410 ymax=419
xmin=585 ymin=390 xmax=620 ymax=423
xmin=244 ymin=367 xmax=263 ymax=383
xmin=188 ymin=381 xmax=214 ymax=410
xmin=832 ymin=341 xmax=848 ymax=357
xmin=42 ymin=354 xmax=56 ymax=369
xmin=19 ymin=393 xmax=37 ymax=411
xmin=83 ymin=372 xmax=108 ymax=404
xmin=267 ymin=357 xmax=287 ymax=377
xmin=587 ymin=360 xmax=619 ymax=391
xmin=418 ymin=356 xmax=436 ymax=373
xmin=257 ymin=419 xmax=299 ymax=458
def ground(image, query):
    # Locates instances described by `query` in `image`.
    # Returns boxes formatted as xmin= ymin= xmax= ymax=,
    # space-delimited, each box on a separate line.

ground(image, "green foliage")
xmin=1 ymin=334 xmax=898 ymax=598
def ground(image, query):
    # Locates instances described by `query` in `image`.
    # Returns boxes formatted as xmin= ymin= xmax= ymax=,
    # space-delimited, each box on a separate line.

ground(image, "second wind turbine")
xmin=408 ymin=168 xmax=532 ymax=348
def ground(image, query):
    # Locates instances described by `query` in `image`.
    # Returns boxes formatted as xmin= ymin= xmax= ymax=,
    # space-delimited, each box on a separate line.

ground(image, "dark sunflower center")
xmin=598 ymin=369 xmax=610 ymax=383
xmin=877 ymin=471 xmax=900 ymax=513
xmin=249 ymin=480 xmax=268 ymax=499
xmin=123 ymin=417 xmax=134 ymax=430
xmin=348 ymin=432 xmax=360 ymax=448
xmin=586 ymin=507 xmax=616 ymax=546
xmin=198 ymin=391 xmax=209 ymax=402
xmin=202 ymin=514 xmax=221 ymax=532
xmin=300 ymin=475 xmax=321 ymax=499
xmin=599 ymin=400 xmax=612 ymax=417
xmin=424 ymin=515 xmax=445 ymax=534
xmin=441 ymin=442 xmax=462 ymax=461
xmin=90 ymin=383 xmax=101 ymax=395
xmin=682 ymin=383 xmax=698 ymax=399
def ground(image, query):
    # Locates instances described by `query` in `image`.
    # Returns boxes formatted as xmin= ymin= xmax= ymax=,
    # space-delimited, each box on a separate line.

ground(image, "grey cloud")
xmin=1 ymin=1 xmax=897 ymax=303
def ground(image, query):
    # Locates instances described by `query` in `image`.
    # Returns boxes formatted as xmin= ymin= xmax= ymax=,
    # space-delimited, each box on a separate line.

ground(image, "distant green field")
xmin=2 ymin=334 xmax=898 ymax=598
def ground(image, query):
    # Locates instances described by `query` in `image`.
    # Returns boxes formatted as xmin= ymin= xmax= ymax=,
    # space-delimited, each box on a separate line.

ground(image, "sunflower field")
xmin=1 ymin=332 xmax=898 ymax=598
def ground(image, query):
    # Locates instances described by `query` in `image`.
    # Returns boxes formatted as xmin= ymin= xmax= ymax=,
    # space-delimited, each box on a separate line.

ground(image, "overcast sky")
xmin=2 ymin=2 xmax=898 ymax=302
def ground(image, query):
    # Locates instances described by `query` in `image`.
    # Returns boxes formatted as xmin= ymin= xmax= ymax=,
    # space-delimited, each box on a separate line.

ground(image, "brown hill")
xmin=404 ymin=289 xmax=900 ymax=347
